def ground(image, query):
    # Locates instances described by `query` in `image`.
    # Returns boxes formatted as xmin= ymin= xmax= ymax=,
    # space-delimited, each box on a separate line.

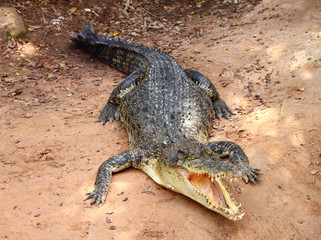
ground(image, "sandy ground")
xmin=0 ymin=0 xmax=320 ymax=239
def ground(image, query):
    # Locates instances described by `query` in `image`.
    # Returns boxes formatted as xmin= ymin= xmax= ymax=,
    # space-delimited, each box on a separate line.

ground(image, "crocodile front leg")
xmin=207 ymin=141 xmax=262 ymax=183
xmin=97 ymin=69 xmax=145 ymax=124
xmin=85 ymin=151 xmax=137 ymax=205
xmin=184 ymin=69 xmax=234 ymax=120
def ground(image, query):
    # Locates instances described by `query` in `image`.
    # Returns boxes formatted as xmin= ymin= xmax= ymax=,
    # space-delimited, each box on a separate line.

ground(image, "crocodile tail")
xmin=71 ymin=22 xmax=149 ymax=74
xmin=71 ymin=21 xmax=104 ymax=55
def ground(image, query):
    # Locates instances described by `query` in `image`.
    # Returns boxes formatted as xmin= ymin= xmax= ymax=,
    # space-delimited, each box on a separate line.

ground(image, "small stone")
xmin=306 ymin=195 xmax=310 ymax=200
xmin=106 ymin=211 xmax=113 ymax=215
xmin=52 ymin=19 xmax=61 ymax=25
xmin=299 ymin=88 xmax=304 ymax=92
xmin=34 ymin=212 xmax=42 ymax=217
xmin=122 ymin=197 xmax=128 ymax=202
xmin=276 ymin=184 xmax=282 ymax=189
xmin=310 ymin=170 xmax=319 ymax=175
xmin=24 ymin=113 xmax=33 ymax=118
xmin=106 ymin=216 xmax=112 ymax=223
xmin=109 ymin=225 xmax=117 ymax=230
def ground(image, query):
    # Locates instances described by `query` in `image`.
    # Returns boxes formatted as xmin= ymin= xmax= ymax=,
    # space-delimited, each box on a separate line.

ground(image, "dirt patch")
xmin=1 ymin=0 xmax=320 ymax=239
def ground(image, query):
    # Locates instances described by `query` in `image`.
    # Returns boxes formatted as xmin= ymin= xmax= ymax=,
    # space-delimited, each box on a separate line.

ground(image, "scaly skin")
xmin=72 ymin=22 xmax=262 ymax=220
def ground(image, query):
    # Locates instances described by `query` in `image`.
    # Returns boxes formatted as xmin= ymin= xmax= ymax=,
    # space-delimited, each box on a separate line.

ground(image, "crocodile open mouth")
xmin=186 ymin=171 xmax=244 ymax=220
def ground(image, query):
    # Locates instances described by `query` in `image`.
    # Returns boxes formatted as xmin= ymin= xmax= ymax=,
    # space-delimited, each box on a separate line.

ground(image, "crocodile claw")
xmin=96 ymin=103 xmax=119 ymax=125
xmin=213 ymin=99 xmax=235 ymax=120
xmin=84 ymin=184 xmax=108 ymax=206
xmin=242 ymin=167 xmax=263 ymax=184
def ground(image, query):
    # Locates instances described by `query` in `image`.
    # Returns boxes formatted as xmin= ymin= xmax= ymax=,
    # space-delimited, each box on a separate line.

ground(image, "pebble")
xmin=25 ymin=113 xmax=34 ymax=118
xmin=109 ymin=226 xmax=117 ymax=230
xmin=106 ymin=216 xmax=112 ymax=223
xmin=34 ymin=212 xmax=42 ymax=217
xmin=310 ymin=170 xmax=319 ymax=175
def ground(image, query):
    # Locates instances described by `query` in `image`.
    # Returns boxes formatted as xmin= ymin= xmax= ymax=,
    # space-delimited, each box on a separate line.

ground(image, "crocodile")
xmin=72 ymin=22 xmax=261 ymax=220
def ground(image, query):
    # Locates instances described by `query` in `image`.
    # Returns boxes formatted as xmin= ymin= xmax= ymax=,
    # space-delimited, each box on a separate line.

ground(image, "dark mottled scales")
xmin=72 ymin=22 xmax=261 ymax=221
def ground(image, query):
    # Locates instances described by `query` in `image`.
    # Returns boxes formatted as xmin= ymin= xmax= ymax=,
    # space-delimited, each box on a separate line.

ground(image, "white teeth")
xmin=239 ymin=203 xmax=242 ymax=207
xmin=215 ymin=177 xmax=218 ymax=181
xmin=230 ymin=178 xmax=233 ymax=182
xmin=234 ymin=178 xmax=237 ymax=181
xmin=211 ymin=177 xmax=214 ymax=182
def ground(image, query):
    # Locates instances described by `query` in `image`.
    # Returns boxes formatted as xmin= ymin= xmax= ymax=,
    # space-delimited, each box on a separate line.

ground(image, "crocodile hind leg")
xmin=97 ymin=69 xmax=145 ymax=125
xmin=207 ymin=141 xmax=262 ymax=183
xmin=85 ymin=151 xmax=137 ymax=205
xmin=184 ymin=69 xmax=234 ymax=120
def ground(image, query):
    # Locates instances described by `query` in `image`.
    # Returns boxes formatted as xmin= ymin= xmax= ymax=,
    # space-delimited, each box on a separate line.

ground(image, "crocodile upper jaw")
xmin=163 ymin=167 xmax=244 ymax=220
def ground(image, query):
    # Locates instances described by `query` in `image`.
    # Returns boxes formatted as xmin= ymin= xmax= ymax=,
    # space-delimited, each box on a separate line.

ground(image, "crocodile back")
xmin=120 ymin=52 xmax=214 ymax=150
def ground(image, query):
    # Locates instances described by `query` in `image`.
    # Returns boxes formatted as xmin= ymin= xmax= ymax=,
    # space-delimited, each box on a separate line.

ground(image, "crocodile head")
xmin=153 ymin=157 xmax=245 ymax=220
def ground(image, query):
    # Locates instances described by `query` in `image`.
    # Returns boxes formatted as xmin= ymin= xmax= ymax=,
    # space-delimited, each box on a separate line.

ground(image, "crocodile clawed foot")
xmin=242 ymin=167 xmax=263 ymax=184
xmin=84 ymin=184 xmax=108 ymax=206
xmin=96 ymin=103 xmax=119 ymax=125
xmin=213 ymin=99 xmax=235 ymax=120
